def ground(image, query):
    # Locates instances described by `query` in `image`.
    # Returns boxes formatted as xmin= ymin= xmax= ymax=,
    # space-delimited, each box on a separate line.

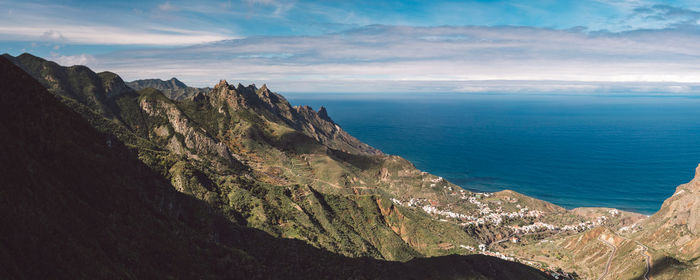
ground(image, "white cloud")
xmin=243 ymin=0 xmax=295 ymax=16
xmin=158 ymin=1 xmax=178 ymax=12
xmin=40 ymin=30 xmax=66 ymax=41
xmin=0 ymin=1 xmax=235 ymax=46
xmin=69 ymin=25 xmax=700 ymax=93
xmin=0 ymin=25 xmax=233 ymax=45
xmin=51 ymin=54 xmax=96 ymax=66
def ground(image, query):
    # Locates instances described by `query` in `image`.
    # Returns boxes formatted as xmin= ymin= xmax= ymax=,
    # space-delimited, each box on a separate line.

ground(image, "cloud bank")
xmin=77 ymin=25 xmax=700 ymax=93
xmin=0 ymin=1 xmax=235 ymax=46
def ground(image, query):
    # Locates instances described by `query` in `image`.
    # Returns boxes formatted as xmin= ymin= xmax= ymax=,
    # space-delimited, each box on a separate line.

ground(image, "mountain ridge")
xmin=3 ymin=52 xmax=698 ymax=279
xmin=0 ymin=54 xmax=556 ymax=280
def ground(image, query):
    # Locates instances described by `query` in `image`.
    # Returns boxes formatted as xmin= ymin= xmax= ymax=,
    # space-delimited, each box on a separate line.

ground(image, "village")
xmin=385 ymin=177 xmax=626 ymax=279
xmin=390 ymin=188 xmax=615 ymax=236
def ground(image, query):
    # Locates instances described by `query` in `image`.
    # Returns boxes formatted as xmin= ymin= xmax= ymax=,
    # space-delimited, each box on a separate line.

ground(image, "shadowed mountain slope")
xmin=3 ymin=53 xmax=482 ymax=261
xmin=6 ymin=53 xmax=699 ymax=279
xmin=0 ymin=55 xmax=557 ymax=279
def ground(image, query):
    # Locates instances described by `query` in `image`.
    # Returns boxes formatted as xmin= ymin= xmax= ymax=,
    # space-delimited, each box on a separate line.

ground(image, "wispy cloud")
xmin=244 ymin=0 xmax=295 ymax=16
xmin=625 ymin=4 xmax=700 ymax=28
xmin=6 ymin=1 xmax=700 ymax=93
xmin=51 ymin=53 xmax=96 ymax=66
xmin=74 ymin=25 xmax=700 ymax=92
xmin=0 ymin=25 xmax=233 ymax=45
xmin=158 ymin=1 xmax=179 ymax=12
xmin=0 ymin=1 xmax=236 ymax=46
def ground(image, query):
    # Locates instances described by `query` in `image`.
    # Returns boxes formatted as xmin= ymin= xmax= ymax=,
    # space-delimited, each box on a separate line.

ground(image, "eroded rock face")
xmin=637 ymin=164 xmax=700 ymax=259
xmin=687 ymin=165 xmax=700 ymax=235
xmin=139 ymin=94 xmax=237 ymax=166
xmin=209 ymin=80 xmax=381 ymax=155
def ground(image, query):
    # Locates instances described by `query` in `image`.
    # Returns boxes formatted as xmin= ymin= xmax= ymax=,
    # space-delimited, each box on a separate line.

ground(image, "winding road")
xmin=596 ymin=235 xmax=653 ymax=280
xmin=597 ymin=237 xmax=617 ymax=280
xmin=635 ymin=241 xmax=652 ymax=280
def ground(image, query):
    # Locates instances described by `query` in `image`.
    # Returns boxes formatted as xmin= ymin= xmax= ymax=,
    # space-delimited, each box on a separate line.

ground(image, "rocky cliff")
xmin=636 ymin=164 xmax=700 ymax=260
xmin=208 ymin=80 xmax=381 ymax=155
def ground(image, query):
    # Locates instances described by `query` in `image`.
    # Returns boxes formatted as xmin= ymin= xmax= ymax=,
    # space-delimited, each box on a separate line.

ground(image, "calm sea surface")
xmin=285 ymin=92 xmax=700 ymax=214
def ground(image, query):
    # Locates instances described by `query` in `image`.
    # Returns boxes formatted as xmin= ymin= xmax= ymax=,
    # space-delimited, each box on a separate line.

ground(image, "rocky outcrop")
xmin=139 ymin=90 xmax=240 ymax=168
xmin=210 ymin=80 xmax=381 ymax=155
xmin=99 ymin=71 xmax=131 ymax=97
xmin=636 ymin=164 xmax=700 ymax=260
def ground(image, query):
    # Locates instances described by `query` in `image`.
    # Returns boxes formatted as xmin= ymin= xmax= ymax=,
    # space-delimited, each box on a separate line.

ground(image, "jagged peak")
xmin=234 ymin=83 xmax=259 ymax=92
xmin=215 ymin=79 xmax=230 ymax=90
xmin=235 ymin=83 xmax=246 ymax=92
xmin=257 ymin=84 xmax=273 ymax=99
xmin=168 ymin=77 xmax=187 ymax=88
xmin=318 ymin=106 xmax=333 ymax=123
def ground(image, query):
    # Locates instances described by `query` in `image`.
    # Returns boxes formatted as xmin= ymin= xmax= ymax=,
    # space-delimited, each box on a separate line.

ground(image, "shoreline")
xmin=457 ymin=185 xmax=653 ymax=216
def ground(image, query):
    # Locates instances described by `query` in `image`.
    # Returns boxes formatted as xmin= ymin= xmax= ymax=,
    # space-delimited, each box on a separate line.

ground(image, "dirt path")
xmin=597 ymin=237 xmax=617 ymax=280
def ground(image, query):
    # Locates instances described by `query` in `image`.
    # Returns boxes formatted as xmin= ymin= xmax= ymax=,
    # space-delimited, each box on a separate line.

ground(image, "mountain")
xmin=636 ymin=164 xmax=700 ymax=258
xmin=1 ymin=53 xmax=156 ymax=148
xmin=627 ymin=164 xmax=700 ymax=279
xmin=502 ymin=166 xmax=700 ymax=280
xmin=3 ymin=53 xmax=698 ymax=279
xmin=0 ymin=55 xmax=557 ymax=279
xmin=1 ymin=53 xmax=130 ymax=118
xmin=127 ymin=77 xmax=210 ymax=101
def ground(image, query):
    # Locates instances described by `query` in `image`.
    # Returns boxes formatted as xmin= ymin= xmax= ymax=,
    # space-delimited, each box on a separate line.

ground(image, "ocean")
xmin=284 ymin=92 xmax=700 ymax=215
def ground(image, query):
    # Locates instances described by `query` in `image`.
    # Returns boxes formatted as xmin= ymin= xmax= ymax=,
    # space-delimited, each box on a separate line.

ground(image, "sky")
xmin=3 ymin=0 xmax=700 ymax=92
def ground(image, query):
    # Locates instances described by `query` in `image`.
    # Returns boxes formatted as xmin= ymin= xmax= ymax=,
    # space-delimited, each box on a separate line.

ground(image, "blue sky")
xmin=4 ymin=0 xmax=700 ymax=92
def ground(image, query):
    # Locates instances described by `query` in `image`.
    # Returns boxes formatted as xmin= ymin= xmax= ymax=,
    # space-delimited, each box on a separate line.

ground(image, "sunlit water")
xmin=285 ymin=92 xmax=700 ymax=214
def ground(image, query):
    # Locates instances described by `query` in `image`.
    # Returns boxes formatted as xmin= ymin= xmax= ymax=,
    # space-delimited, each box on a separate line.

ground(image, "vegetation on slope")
xmin=6 ymin=52 xmax=698 ymax=279
xmin=0 ymin=55 xmax=559 ymax=280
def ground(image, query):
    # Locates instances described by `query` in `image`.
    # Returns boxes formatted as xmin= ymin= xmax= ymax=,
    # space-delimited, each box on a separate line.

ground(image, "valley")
xmin=1 ymin=53 xmax=698 ymax=279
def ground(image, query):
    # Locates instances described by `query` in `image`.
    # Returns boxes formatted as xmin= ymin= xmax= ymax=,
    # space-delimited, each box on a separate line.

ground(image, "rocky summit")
xmin=1 ymin=53 xmax=698 ymax=280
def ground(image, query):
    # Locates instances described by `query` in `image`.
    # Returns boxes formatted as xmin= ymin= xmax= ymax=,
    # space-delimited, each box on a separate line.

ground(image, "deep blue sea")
xmin=284 ymin=92 xmax=700 ymax=215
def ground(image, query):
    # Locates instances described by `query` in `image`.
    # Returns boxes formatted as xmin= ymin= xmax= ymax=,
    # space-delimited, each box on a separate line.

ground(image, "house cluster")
xmin=618 ymin=221 xmax=641 ymax=233
xmin=459 ymin=245 xmax=475 ymax=251
xmin=391 ymin=187 xmax=615 ymax=244
xmin=510 ymin=215 xmax=609 ymax=234
xmin=484 ymin=250 xmax=516 ymax=262
xmin=421 ymin=204 xmax=473 ymax=220
xmin=476 ymin=244 xmax=516 ymax=262
xmin=391 ymin=193 xmax=545 ymax=228
xmin=427 ymin=176 xmax=445 ymax=187
xmin=391 ymin=197 xmax=471 ymax=220
xmin=459 ymin=206 xmax=544 ymax=227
